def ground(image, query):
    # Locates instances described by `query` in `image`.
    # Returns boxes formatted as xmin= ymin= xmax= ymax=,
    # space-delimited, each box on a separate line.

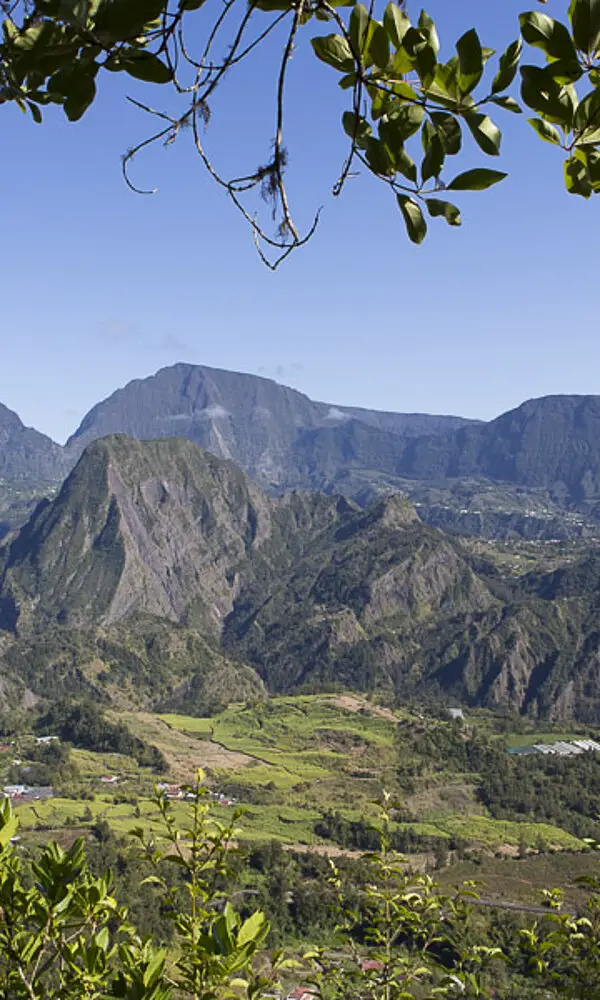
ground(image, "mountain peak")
xmin=1 ymin=434 xmax=270 ymax=631
xmin=0 ymin=402 xmax=67 ymax=482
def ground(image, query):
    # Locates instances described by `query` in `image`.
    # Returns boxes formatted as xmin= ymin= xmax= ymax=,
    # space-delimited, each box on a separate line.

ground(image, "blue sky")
xmin=1 ymin=0 xmax=597 ymax=442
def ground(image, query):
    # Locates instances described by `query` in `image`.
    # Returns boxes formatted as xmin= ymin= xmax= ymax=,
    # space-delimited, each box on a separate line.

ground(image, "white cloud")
xmin=199 ymin=404 xmax=230 ymax=420
xmin=325 ymin=407 xmax=350 ymax=422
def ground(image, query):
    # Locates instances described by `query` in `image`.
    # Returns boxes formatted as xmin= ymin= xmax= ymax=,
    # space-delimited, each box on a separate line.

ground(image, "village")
xmin=0 ymin=731 xmax=241 ymax=806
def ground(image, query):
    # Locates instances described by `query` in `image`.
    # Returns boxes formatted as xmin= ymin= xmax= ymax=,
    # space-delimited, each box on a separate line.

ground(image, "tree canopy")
xmin=2 ymin=0 xmax=599 ymax=263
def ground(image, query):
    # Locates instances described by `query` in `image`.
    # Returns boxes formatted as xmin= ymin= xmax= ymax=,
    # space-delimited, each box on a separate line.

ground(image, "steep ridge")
xmin=399 ymin=395 xmax=600 ymax=506
xmin=0 ymin=402 xmax=67 ymax=481
xmin=2 ymin=434 xmax=600 ymax=720
xmin=65 ymin=363 xmax=475 ymax=490
xmin=0 ymin=435 xmax=274 ymax=631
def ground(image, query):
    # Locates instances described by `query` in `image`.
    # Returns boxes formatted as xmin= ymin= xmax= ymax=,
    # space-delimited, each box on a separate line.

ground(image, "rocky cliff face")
xmin=0 ymin=403 xmax=67 ymax=482
xmin=0 ymin=435 xmax=274 ymax=631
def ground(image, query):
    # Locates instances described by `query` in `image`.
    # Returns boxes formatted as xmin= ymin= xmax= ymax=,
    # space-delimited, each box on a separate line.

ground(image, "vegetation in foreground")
xmin=4 ymin=782 xmax=600 ymax=999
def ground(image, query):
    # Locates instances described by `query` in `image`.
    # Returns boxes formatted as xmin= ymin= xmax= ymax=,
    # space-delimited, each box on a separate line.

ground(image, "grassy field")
xmin=159 ymin=696 xmax=398 ymax=812
xmin=4 ymin=694 xmax=594 ymax=860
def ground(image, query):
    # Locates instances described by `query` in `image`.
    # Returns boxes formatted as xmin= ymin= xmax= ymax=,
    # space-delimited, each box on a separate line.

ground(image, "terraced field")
xmin=5 ymin=695 xmax=595 ymax=858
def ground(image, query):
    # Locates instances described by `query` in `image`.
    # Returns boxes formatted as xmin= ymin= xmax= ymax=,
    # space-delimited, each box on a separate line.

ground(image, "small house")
xmin=287 ymin=988 xmax=316 ymax=1000
xmin=361 ymin=960 xmax=384 ymax=973
xmin=3 ymin=785 xmax=26 ymax=798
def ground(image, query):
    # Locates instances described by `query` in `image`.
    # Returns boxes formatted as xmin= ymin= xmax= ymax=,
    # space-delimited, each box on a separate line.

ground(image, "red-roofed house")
xmin=361 ymin=960 xmax=384 ymax=972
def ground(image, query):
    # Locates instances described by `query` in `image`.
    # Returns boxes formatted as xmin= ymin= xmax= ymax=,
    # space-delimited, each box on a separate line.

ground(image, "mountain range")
xmin=2 ymin=432 xmax=600 ymax=722
xmin=4 ymin=364 xmax=600 ymax=541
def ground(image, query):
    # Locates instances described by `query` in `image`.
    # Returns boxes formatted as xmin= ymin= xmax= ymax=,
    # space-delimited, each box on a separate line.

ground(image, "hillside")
xmin=398 ymin=395 xmax=600 ymax=507
xmin=3 ymin=434 xmax=600 ymax=719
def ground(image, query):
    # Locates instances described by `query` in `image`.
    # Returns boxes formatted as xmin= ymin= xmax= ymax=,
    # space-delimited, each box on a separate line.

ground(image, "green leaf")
xmin=421 ymin=133 xmax=444 ymax=182
xmin=491 ymin=37 xmax=522 ymax=93
xmin=383 ymin=2 xmax=409 ymax=48
xmin=456 ymin=28 xmax=483 ymax=95
xmin=0 ymin=812 xmax=18 ymax=849
xmin=519 ymin=11 xmax=578 ymax=61
xmin=390 ymin=45 xmax=415 ymax=74
xmin=429 ymin=59 xmax=459 ymax=102
xmin=421 ymin=117 xmax=435 ymax=152
xmin=543 ymin=57 xmax=583 ymax=84
xmin=584 ymin=148 xmax=600 ymax=188
xmin=342 ymin=110 xmax=372 ymax=148
xmin=384 ymin=102 xmax=424 ymax=140
xmin=447 ymin=168 xmax=507 ymax=190
xmin=27 ymin=100 xmax=43 ymax=123
xmin=564 ymin=153 xmax=593 ymax=195
xmin=93 ymin=0 xmax=164 ymax=42
xmin=9 ymin=22 xmax=48 ymax=51
xmin=464 ymin=112 xmax=502 ymax=155
xmin=568 ymin=0 xmax=600 ymax=54
xmin=490 ymin=95 xmax=522 ymax=113
xmin=426 ymin=198 xmax=461 ymax=225
xmin=396 ymin=194 xmax=427 ymax=243
xmin=573 ymin=85 xmax=600 ymax=130
xmin=178 ymin=0 xmax=207 ymax=10
xmin=365 ymin=136 xmax=396 ymax=176
xmin=520 ymin=65 xmax=577 ymax=127
xmin=120 ymin=50 xmax=172 ymax=83
xmin=403 ymin=26 xmax=436 ymax=88
xmin=389 ymin=80 xmax=418 ymax=101
xmin=394 ymin=146 xmax=417 ymax=182
xmin=349 ymin=3 xmax=368 ymax=53
xmin=95 ymin=928 xmax=110 ymax=952
xmin=238 ymin=911 xmax=268 ymax=947
xmin=311 ymin=33 xmax=354 ymax=70
xmin=370 ymin=23 xmax=390 ymax=69
xmin=338 ymin=71 xmax=356 ymax=89
xmin=418 ymin=9 xmax=439 ymax=55
xmin=577 ymin=123 xmax=600 ymax=145
xmin=430 ymin=111 xmax=462 ymax=154
xmin=143 ymin=950 xmax=166 ymax=989
xmin=63 ymin=68 xmax=97 ymax=120
xmin=528 ymin=116 xmax=562 ymax=144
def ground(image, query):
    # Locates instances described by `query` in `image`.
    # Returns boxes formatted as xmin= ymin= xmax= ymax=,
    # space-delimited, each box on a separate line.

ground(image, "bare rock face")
xmin=0 ymin=435 xmax=273 ymax=631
